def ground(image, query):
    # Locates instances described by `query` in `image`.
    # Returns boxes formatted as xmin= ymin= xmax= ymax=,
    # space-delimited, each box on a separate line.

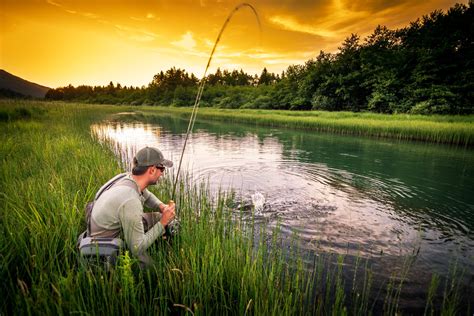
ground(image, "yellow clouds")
xmin=269 ymin=15 xmax=338 ymax=38
xmin=114 ymin=24 xmax=159 ymax=42
xmin=265 ymin=0 xmax=460 ymax=42
xmin=0 ymin=0 xmax=464 ymax=88
xmin=172 ymin=32 xmax=197 ymax=50
xmin=130 ymin=13 xmax=158 ymax=22
xmin=46 ymin=0 xmax=100 ymax=20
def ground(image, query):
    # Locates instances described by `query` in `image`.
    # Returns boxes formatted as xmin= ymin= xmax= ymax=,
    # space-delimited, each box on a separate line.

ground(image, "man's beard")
xmin=147 ymin=179 xmax=158 ymax=186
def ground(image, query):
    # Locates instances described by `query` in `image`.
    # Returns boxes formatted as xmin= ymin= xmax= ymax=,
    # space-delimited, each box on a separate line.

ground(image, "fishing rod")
xmin=171 ymin=3 xmax=261 ymax=200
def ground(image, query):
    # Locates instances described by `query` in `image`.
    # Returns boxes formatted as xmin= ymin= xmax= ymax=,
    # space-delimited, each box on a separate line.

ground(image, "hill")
xmin=0 ymin=70 xmax=50 ymax=98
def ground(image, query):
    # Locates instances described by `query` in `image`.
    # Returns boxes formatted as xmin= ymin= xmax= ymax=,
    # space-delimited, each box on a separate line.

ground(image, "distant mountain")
xmin=0 ymin=70 xmax=50 ymax=98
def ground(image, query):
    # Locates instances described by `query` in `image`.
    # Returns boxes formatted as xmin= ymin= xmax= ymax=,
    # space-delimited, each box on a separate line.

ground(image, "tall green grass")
xmin=0 ymin=100 xmax=469 ymax=314
xmin=133 ymin=106 xmax=474 ymax=146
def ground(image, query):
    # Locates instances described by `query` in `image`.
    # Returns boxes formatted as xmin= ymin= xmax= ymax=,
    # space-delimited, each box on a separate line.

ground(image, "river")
xmin=91 ymin=113 xmax=474 ymax=310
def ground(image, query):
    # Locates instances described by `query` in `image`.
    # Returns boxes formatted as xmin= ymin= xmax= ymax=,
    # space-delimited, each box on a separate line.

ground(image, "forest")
xmin=45 ymin=3 xmax=473 ymax=115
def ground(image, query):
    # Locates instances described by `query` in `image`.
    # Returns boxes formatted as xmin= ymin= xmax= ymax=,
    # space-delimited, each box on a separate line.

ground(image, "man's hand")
xmin=160 ymin=202 xmax=176 ymax=226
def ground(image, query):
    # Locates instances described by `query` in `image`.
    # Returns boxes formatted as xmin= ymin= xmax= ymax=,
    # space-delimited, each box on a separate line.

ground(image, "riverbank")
xmin=0 ymin=100 xmax=469 ymax=314
xmin=133 ymin=106 xmax=474 ymax=146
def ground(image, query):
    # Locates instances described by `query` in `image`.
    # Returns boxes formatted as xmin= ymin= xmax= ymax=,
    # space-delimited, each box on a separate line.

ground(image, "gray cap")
xmin=133 ymin=147 xmax=173 ymax=168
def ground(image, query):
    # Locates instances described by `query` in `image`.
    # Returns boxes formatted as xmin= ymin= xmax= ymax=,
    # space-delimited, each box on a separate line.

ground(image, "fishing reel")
xmin=165 ymin=218 xmax=180 ymax=237
xmin=164 ymin=200 xmax=179 ymax=237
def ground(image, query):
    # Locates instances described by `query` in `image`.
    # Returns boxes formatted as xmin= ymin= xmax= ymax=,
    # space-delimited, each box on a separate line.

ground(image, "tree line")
xmin=46 ymin=2 xmax=473 ymax=114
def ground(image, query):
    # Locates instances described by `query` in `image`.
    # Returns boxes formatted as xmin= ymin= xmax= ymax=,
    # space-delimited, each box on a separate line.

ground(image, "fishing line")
xmin=172 ymin=2 xmax=261 ymax=199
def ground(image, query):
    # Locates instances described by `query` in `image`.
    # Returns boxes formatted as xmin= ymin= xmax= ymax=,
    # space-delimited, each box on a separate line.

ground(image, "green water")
xmin=93 ymin=113 xmax=474 ymax=308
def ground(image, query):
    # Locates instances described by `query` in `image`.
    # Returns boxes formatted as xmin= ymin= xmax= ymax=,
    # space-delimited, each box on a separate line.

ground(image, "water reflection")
xmin=91 ymin=116 xmax=474 ymax=290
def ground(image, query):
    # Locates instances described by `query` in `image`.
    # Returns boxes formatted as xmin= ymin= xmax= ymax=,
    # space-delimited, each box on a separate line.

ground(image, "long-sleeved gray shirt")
xmin=90 ymin=173 xmax=165 ymax=256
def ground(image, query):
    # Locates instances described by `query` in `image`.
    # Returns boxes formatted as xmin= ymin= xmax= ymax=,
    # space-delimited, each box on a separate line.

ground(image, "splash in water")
xmin=251 ymin=192 xmax=266 ymax=215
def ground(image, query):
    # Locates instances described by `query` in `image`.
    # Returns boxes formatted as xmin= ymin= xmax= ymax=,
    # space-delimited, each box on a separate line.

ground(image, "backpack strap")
xmin=94 ymin=173 xmax=128 ymax=201
xmin=86 ymin=173 xmax=139 ymax=236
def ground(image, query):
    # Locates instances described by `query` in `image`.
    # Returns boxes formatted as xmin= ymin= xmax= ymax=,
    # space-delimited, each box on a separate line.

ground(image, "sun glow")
xmin=0 ymin=0 xmax=462 ymax=88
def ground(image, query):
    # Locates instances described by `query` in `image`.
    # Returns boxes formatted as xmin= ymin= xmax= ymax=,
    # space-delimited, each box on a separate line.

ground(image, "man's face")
xmin=147 ymin=165 xmax=164 ymax=186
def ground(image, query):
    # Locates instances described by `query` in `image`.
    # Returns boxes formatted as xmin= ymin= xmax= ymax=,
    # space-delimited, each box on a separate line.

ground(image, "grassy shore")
xmin=132 ymin=106 xmax=474 ymax=146
xmin=0 ymin=100 xmax=469 ymax=314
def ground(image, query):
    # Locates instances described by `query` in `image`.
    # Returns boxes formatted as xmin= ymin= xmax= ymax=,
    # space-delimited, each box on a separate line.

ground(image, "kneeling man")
xmin=90 ymin=146 xmax=175 ymax=265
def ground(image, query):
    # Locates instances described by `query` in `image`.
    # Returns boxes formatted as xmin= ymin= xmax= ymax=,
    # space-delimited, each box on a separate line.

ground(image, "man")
xmin=90 ymin=146 xmax=176 ymax=265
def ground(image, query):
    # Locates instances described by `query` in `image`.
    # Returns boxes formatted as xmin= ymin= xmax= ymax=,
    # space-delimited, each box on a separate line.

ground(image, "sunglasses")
xmin=155 ymin=165 xmax=165 ymax=172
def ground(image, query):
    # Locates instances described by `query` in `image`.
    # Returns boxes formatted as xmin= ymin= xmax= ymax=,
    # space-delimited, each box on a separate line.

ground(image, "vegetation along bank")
xmin=133 ymin=106 xmax=473 ymax=146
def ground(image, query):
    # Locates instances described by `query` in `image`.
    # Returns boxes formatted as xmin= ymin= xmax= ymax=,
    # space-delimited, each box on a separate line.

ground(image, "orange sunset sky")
xmin=0 ymin=0 xmax=465 ymax=88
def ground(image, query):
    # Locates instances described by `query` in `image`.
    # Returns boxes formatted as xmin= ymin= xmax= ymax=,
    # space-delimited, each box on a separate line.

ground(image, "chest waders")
xmin=77 ymin=173 xmax=137 ymax=267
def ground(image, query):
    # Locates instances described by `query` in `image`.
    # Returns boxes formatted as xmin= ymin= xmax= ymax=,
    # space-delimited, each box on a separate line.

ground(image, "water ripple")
xmin=91 ymin=120 xmax=474 ymax=283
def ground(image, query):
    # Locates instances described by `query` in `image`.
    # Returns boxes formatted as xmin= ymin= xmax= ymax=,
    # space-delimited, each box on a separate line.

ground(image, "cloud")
xmin=131 ymin=13 xmax=159 ymax=22
xmin=171 ymin=31 xmax=197 ymax=50
xmin=340 ymin=0 xmax=409 ymax=13
xmin=46 ymin=0 xmax=100 ymax=20
xmin=264 ymin=0 xmax=423 ymax=47
xmin=269 ymin=15 xmax=338 ymax=38
xmin=114 ymin=24 xmax=159 ymax=42
xmin=82 ymin=12 xmax=99 ymax=19
xmin=204 ymin=38 xmax=214 ymax=48
xmin=46 ymin=0 xmax=62 ymax=7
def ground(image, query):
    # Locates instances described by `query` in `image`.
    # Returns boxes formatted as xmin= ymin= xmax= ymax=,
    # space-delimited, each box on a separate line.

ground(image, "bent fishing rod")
xmin=171 ymin=3 xmax=261 ymax=201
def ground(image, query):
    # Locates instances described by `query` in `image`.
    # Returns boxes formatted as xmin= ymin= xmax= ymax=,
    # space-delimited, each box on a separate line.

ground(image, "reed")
xmin=134 ymin=106 xmax=474 ymax=146
xmin=0 ymin=100 xmax=469 ymax=314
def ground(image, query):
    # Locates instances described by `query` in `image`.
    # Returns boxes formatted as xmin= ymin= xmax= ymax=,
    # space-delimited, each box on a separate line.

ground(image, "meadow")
xmin=0 ymin=100 xmax=470 ymax=314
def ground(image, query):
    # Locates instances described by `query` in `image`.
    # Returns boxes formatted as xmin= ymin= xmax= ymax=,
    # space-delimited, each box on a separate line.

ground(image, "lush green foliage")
xmin=45 ymin=3 xmax=473 ymax=115
xmin=0 ymin=100 xmax=469 ymax=314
